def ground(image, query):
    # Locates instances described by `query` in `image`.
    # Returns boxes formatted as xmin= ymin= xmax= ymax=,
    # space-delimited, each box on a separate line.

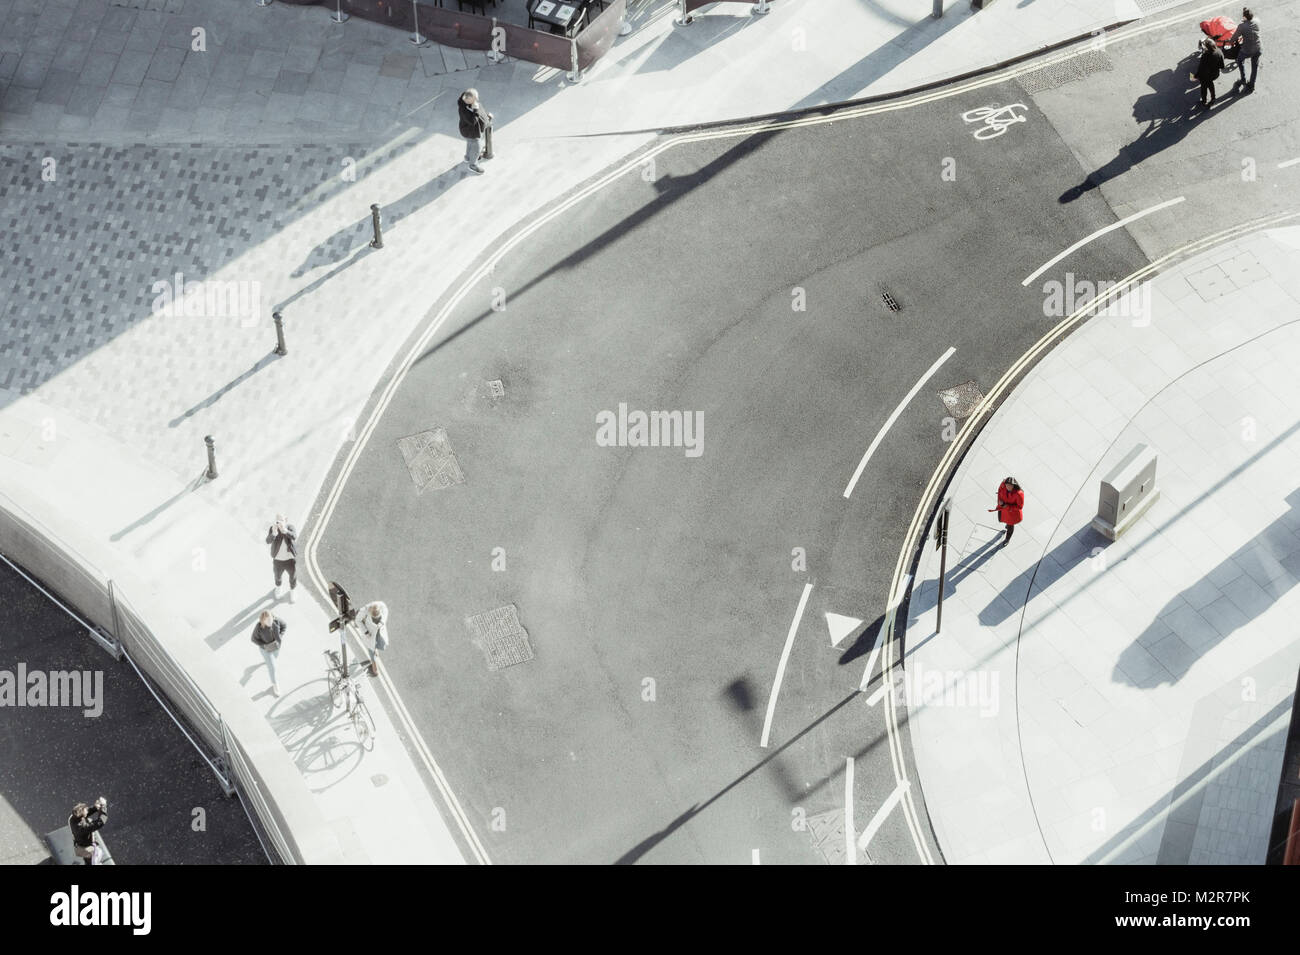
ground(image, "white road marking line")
xmin=866 ymin=684 xmax=889 ymax=707
xmin=858 ymin=780 xmax=910 ymax=852
xmin=752 ymin=848 xmax=760 ymax=864
xmin=826 ymin=612 xmax=862 ymax=648
xmin=1279 ymin=158 xmax=1300 ymax=169
xmin=860 ymin=574 xmax=909 ymax=690
xmin=760 ymin=581 xmax=813 ymax=748
xmin=1021 ymin=196 xmax=1186 ymax=287
xmin=843 ymin=350 xmax=955 ymax=499
xmin=845 ymin=757 xmax=857 ymax=865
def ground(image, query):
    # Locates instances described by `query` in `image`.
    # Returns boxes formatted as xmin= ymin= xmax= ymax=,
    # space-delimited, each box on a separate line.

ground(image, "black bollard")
xmin=205 ymin=435 xmax=219 ymax=480
xmin=369 ymin=204 xmax=384 ymax=249
xmin=273 ymin=311 xmax=287 ymax=356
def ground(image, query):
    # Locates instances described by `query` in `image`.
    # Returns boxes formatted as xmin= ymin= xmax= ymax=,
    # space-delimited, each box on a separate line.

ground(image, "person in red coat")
xmin=994 ymin=477 xmax=1024 ymax=545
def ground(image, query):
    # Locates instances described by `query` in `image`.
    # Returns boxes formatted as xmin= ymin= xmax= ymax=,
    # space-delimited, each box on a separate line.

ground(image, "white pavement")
xmin=906 ymin=226 xmax=1300 ymax=865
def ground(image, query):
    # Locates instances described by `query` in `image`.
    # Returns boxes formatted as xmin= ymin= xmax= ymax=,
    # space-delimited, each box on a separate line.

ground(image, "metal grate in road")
xmin=937 ymin=380 xmax=985 ymax=419
xmin=397 ymin=429 xmax=465 ymax=494
xmin=879 ymin=285 xmax=903 ymax=312
xmin=466 ymin=604 xmax=534 ymax=670
xmin=1018 ymin=48 xmax=1115 ymax=94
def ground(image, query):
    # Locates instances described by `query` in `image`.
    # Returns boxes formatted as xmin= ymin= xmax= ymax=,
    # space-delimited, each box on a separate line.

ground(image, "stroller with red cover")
xmin=1199 ymin=15 xmax=1240 ymax=71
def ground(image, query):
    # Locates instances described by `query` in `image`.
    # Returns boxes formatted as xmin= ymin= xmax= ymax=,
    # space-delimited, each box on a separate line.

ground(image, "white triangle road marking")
xmin=826 ymin=612 xmax=863 ymax=648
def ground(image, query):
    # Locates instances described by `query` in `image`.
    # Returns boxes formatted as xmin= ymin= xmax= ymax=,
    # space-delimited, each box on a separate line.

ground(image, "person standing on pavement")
xmin=266 ymin=513 xmax=298 ymax=602
xmin=993 ymin=477 xmax=1024 ymax=546
xmin=1193 ymin=37 xmax=1225 ymax=107
xmin=251 ymin=609 xmax=287 ymax=697
xmin=458 ymin=89 xmax=494 ymax=175
xmin=68 ymin=797 xmax=108 ymax=865
xmin=356 ymin=601 xmax=389 ymax=677
xmin=1230 ymin=8 xmax=1261 ymax=91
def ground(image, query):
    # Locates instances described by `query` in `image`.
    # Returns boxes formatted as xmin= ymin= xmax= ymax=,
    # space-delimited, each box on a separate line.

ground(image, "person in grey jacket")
xmin=457 ymin=89 xmax=493 ymax=175
xmin=1230 ymin=7 xmax=1261 ymax=91
xmin=251 ymin=610 xmax=287 ymax=697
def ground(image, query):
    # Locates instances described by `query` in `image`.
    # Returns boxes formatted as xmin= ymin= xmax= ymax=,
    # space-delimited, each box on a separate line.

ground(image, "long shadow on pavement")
xmin=1115 ymin=488 xmax=1300 ymax=687
xmin=1060 ymin=55 xmax=1246 ymax=203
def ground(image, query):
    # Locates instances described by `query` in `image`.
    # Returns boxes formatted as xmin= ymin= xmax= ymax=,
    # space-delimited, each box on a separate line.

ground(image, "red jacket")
xmin=997 ymin=484 xmax=1024 ymax=525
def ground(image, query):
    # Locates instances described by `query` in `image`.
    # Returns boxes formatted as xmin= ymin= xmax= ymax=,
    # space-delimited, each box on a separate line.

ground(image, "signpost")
xmin=328 ymin=582 xmax=354 ymax=674
xmin=934 ymin=497 xmax=952 ymax=633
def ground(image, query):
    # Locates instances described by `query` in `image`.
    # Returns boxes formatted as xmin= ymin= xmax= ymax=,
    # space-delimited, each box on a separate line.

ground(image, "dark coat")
xmin=267 ymin=524 xmax=297 ymax=560
xmin=1196 ymin=46 xmax=1225 ymax=81
xmin=996 ymin=483 xmax=1024 ymax=526
xmin=251 ymin=617 xmax=287 ymax=649
xmin=458 ymin=98 xmax=489 ymax=139
xmin=69 ymin=808 xmax=107 ymax=848
xmin=1231 ymin=19 xmax=1260 ymax=56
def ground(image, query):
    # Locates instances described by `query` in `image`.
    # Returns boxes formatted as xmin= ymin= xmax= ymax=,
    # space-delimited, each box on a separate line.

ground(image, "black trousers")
xmin=1199 ymin=78 xmax=1216 ymax=103
xmin=273 ymin=558 xmax=296 ymax=588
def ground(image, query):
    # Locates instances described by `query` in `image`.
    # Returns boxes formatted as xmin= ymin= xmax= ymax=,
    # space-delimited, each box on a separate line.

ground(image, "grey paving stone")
xmin=100 ymin=5 xmax=137 ymax=33
xmin=132 ymin=77 xmax=172 ymax=112
xmin=380 ymin=52 xmax=418 ymax=80
xmin=248 ymin=48 xmax=282 ymax=80
xmin=79 ymin=49 xmax=119 ymax=87
xmin=123 ymin=105 xmax=160 ymax=132
xmin=146 ymin=45 xmax=186 ymax=82
xmin=167 ymin=74 xmax=209 ymax=110
xmin=56 ymin=111 xmax=92 ymax=133
xmin=306 ymin=68 xmax=345 ymax=95
xmin=160 ymin=12 xmax=196 ymax=50
xmin=1146 ymin=630 xmax=1198 ymax=677
xmin=191 ymin=105 xmax=232 ymax=135
xmin=284 ymin=43 xmax=321 ymax=74
xmin=110 ymin=48 xmax=153 ymax=86
xmin=36 ymin=68 xmax=80 ymax=106
xmin=90 ymin=103 xmax=132 ymax=130
xmin=274 ymin=70 xmax=310 ymax=96
xmin=0 ymin=53 xmax=19 ymax=82
xmin=91 ymin=26 xmax=129 ymax=56
xmin=0 ymin=85 xmax=38 ymax=114
xmin=64 ymin=83 xmax=106 ymax=117
xmin=13 ymin=52 xmax=53 ymax=89
xmin=125 ymin=25 xmax=163 ymax=55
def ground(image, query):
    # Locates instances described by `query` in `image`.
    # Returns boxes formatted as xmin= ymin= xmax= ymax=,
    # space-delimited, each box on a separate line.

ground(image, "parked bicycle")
xmin=323 ymin=648 xmax=375 ymax=749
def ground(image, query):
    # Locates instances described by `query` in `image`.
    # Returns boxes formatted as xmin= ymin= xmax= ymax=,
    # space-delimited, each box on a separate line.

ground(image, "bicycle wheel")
xmin=325 ymin=652 xmax=344 ymax=708
xmin=351 ymin=699 xmax=375 ymax=749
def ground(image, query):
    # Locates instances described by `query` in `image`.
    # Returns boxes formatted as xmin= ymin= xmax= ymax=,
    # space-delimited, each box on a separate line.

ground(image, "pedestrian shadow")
xmin=288 ymin=162 xmax=479 ymax=282
xmin=206 ymin=588 xmax=277 ymax=651
xmin=1114 ymin=488 xmax=1300 ymax=687
xmin=978 ymin=523 xmax=1109 ymax=628
xmin=1059 ymin=56 xmax=1244 ymax=203
xmin=168 ymin=352 xmax=282 ymax=428
xmin=109 ymin=470 xmax=210 ymax=542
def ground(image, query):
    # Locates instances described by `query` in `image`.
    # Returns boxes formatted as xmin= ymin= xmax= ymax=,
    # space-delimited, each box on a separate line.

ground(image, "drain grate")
xmin=486 ymin=379 xmax=505 ymax=398
xmin=879 ymin=285 xmax=903 ymax=312
xmin=937 ymin=380 xmax=985 ymax=419
xmin=396 ymin=429 xmax=465 ymax=494
xmin=466 ymin=604 xmax=534 ymax=670
xmin=1018 ymin=48 xmax=1114 ymax=95
xmin=806 ymin=808 xmax=857 ymax=865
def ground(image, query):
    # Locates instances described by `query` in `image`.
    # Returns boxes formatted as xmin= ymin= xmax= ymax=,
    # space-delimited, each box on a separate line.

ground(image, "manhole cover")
xmin=397 ymin=429 xmax=465 ymax=494
xmin=466 ymin=604 xmax=534 ymax=670
xmin=937 ymin=380 xmax=985 ymax=419
xmin=487 ymin=379 xmax=505 ymax=398
xmin=1018 ymin=48 xmax=1114 ymax=94
xmin=806 ymin=808 xmax=848 ymax=865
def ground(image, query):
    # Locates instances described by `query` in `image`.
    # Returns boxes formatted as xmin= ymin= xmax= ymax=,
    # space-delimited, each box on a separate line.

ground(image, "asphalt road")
xmin=0 ymin=558 xmax=267 ymax=865
xmin=311 ymin=16 xmax=1299 ymax=864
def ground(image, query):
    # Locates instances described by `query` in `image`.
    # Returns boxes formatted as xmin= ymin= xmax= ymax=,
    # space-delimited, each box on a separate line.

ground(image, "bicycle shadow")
xmin=265 ymin=678 xmax=373 ymax=790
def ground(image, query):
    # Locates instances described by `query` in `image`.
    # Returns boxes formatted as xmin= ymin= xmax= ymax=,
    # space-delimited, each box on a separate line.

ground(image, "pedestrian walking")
xmin=991 ymin=477 xmax=1024 ymax=546
xmin=266 ymin=513 xmax=297 ymax=602
xmin=356 ymin=601 xmax=389 ymax=677
xmin=458 ymin=89 xmax=494 ymax=175
xmin=251 ymin=609 xmax=287 ymax=697
xmin=1230 ymin=7 xmax=1261 ymax=91
xmin=1193 ymin=37 xmax=1226 ymax=106
xmin=68 ymin=797 xmax=108 ymax=865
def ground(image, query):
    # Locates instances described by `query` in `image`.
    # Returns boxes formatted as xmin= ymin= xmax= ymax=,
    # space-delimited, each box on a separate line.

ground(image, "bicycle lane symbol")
xmin=960 ymin=103 xmax=1029 ymax=140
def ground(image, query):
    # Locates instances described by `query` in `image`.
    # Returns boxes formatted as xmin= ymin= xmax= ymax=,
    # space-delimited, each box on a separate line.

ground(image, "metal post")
xmin=931 ymin=0 xmax=942 ymax=17
xmin=204 ymin=435 xmax=219 ymax=480
xmin=675 ymin=0 xmax=693 ymax=25
xmin=332 ymin=0 xmax=349 ymax=22
xmin=411 ymin=0 xmax=428 ymax=45
xmin=369 ymin=204 xmax=384 ymax=249
xmin=567 ymin=38 xmax=580 ymax=83
xmin=255 ymin=0 xmax=273 ymax=7
xmin=935 ymin=499 xmax=951 ymax=633
xmin=619 ymin=16 xmax=632 ymax=35
xmin=273 ymin=311 xmax=287 ymax=356
xmin=752 ymin=0 xmax=769 ymax=14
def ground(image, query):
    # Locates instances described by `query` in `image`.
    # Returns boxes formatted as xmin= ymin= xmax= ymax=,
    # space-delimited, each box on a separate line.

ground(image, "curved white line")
xmin=1021 ymin=196 xmax=1185 ymax=287
xmin=760 ymin=581 xmax=812 ymax=749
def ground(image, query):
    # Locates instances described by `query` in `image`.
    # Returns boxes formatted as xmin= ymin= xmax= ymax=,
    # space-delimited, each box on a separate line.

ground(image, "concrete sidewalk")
xmin=905 ymin=226 xmax=1300 ymax=864
xmin=0 ymin=0 xmax=1213 ymax=863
